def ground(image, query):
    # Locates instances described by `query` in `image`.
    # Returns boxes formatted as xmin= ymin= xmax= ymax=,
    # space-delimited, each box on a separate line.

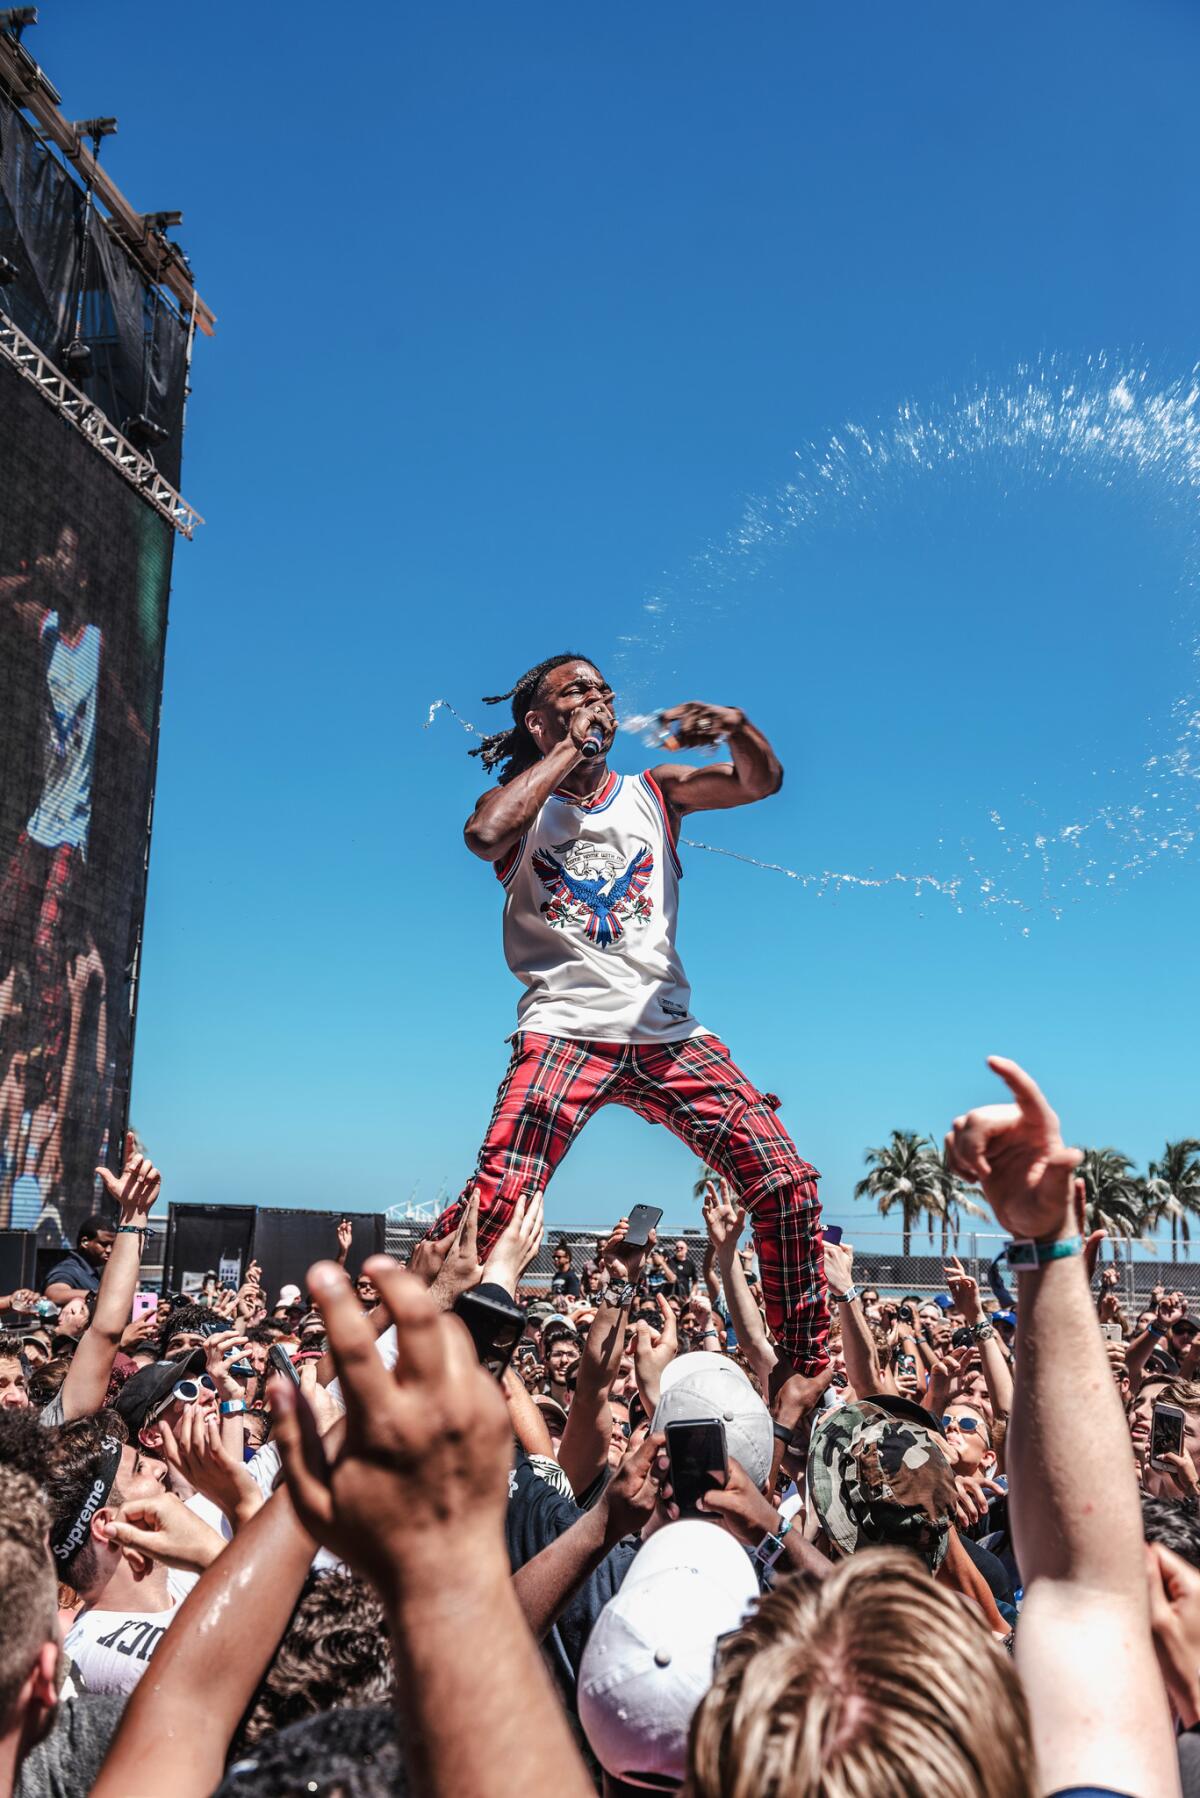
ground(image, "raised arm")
xmin=945 ymin=1057 xmax=1179 ymax=1798
xmin=91 ymin=1483 xmax=317 ymax=1798
xmin=558 ymin=1218 xmax=643 ymax=1496
xmin=945 ymin=1255 xmax=1013 ymax=1419
xmin=703 ymin=1183 xmax=777 ymax=1390
xmin=650 ymin=704 xmax=783 ymax=821
xmin=272 ymin=1258 xmax=595 ymax=1798
xmin=464 ymin=705 xmax=605 ymax=863
xmin=822 ymin=1237 xmax=891 ymax=1399
xmin=57 ymin=1134 xmax=160 ymax=1422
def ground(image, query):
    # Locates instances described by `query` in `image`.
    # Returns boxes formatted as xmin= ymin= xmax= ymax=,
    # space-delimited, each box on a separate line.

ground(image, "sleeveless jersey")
xmin=495 ymin=768 xmax=705 ymax=1043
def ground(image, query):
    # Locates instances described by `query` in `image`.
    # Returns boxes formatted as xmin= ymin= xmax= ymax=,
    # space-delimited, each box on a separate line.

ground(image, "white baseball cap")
xmin=652 ymin=1352 xmax=773 ymax=1490
xmin=578 ymin=1519 xmax=758 ymax=1786
xmin=276 ymin=1284 xmax=303 ymax=1308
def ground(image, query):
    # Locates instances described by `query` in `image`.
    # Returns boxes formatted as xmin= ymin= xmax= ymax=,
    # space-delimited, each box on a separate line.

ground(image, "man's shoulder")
xmin=43 ymin=1251 xmax=89 ymax=1288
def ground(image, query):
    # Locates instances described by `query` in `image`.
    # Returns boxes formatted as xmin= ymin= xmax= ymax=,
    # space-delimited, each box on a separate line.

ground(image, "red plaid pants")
xmin=430 ymin=1031 xmax=829 ymax=1374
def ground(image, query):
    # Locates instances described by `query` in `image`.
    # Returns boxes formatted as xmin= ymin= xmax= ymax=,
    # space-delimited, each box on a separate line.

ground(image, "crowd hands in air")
xmin=0 ymin=1064 xmax=1196 ymax=1793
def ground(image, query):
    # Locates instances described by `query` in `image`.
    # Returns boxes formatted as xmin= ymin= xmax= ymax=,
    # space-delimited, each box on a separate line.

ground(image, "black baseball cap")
xmin=115 ymin=1348 xmax=207 ymax=1431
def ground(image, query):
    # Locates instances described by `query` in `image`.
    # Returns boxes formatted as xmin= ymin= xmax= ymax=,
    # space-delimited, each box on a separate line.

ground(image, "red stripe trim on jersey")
xmin=640 ymin=772 xmax=682 ymax=876
xmin=494 ymin=834 xmax=526 ymax=885
xmin=552 ymin=769 xmax=620 ymax=811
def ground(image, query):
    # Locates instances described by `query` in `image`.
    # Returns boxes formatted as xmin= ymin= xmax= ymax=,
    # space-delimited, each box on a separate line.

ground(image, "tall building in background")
xmin=0 ymin=20 xmax=211 ymax=1242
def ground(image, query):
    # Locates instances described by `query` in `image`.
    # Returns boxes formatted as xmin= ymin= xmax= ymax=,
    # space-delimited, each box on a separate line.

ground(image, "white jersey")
xmin=65 ymin=1599 xmax=180 ymax=1695
xmin=495 ymin=768 xmax=704 ymax=1043
xmin=28 ymin=610 xmax=100 ymax=853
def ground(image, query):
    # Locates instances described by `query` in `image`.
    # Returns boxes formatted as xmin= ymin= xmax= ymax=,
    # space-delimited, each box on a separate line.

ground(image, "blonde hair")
xmin=685 ymin=1550 xmax=1032 ymax=1798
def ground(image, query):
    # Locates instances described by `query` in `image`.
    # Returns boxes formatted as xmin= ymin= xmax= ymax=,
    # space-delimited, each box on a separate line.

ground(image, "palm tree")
xmin=1142 ymin=1140 xmax=1200 ymax=1258
xmin=927 ymin=1139 xmax=987 ymax=1254
xmin=692 ymin=1164 xmax=733 ymax=1205
xmin=854 ymin=1130 xmax=944 ymax=1255
xmin=1075 ymin=1147 xmax=1145 ymax=1238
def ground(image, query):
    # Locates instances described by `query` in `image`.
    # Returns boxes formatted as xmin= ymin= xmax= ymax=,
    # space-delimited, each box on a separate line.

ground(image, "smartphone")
xmin=951 ymin=1326 xmax=974 ymax=1350
xmin=1100 ymin=1321 xmax=1124 ymax=1343
xmin=267 ymin=1343 xmax=300 ymax=1388
xmin=455 ymin=1289 xmax=526 ymax=1379
xmin=665 ymin=1418 xmax=728 ymax=1516
xmin=1150 ymin=1403 xmax=1186 ymax=1472
xmin=132 ymin=1292 xmax=157 ymax=1322
xmin=822 ymin=1225 xmax=844 ymax=1246
xmin=624 ymin=1204 xmax=663 ymax=1250
xmin=896 ymin=1352 xmax=918 ymax=1378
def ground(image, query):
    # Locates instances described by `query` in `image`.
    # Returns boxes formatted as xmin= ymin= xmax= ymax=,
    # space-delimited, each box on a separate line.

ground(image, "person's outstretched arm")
xmin=91 ymin=1482 xmax=317 ymax=1798
xmin=57 ymin=1136 xmax=160 ymax=1422
xmin=558 ymin=1219 xmax=644 ymax=1496
xmin=651 ymin=704 xmax=783 ymax=817
xmin=512 ymin=1433 xmax=660 ymax=1640
xmin=945 ymin=1255 xmax=1013 ymax=1419
xmin=273 ymin=1257 xmax=594 ymax=1798
xmin=946 ymin=1057 xmax=1179 ymax=1798
xmin=703 ymin=1183 xmax=778 ymax=1390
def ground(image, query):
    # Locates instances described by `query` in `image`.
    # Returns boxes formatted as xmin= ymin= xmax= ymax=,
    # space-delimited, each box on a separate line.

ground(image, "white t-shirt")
xmin=496 ymin=769 xmax=704 ymax=1043
xmin=65 ymin=1600 xmax=180 ymax=1695
xmin=28 ymin=610 xmax=101 ymax=854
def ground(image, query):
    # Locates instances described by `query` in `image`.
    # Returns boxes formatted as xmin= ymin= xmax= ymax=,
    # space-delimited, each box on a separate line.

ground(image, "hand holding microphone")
xmin=570 ymin=703 xmax=613 ymax=761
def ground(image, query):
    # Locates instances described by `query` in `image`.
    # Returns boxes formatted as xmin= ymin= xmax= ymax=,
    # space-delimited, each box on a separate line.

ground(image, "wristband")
xmin=219 ymin=1399 xmax=246 ymax=1417
xmin=969 ymin=1321 xmax=995 ymax=1343
xmin=1147 ymin=1322 xmax=1166 ymax=1338
xmin=752 ymin=1511 xmax=793 ymax=1570
xmin=602 ymin=1284 xmax=634 ymax=1310
xmin=116 ymin=1224 xmax=146 ymax=1236
xmin=830 ymin=1285 xmax=859 ymax=1305
xmin=1006 ymin=1234 xmax=1082 ymax=1270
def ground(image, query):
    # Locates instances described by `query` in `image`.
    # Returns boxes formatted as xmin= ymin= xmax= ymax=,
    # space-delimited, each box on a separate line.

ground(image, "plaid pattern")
xmin=430 ymin=1030 xmax=829 ymax=1373
xmin=0 ymin=832 xmax=80 ymax=1098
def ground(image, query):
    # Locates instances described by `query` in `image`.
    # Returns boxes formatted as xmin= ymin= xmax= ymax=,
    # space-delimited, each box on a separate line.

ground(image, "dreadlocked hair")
xmin=468 ymin=653 xmax=597 ymax=785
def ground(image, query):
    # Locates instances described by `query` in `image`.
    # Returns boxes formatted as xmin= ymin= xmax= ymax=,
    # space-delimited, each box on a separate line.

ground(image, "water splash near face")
xmin=606 ymin=353 xmax=1200 ymax=924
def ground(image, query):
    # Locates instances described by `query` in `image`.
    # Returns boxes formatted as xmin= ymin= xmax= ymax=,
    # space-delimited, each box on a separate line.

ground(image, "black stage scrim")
xmin=0 ymin=354 xmax=175 ymax=1244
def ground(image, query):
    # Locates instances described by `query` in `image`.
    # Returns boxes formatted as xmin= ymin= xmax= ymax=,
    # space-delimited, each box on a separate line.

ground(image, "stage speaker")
xmin=250 ymin=1209 xmax=387 ymax=1309
xmin=163 ymin=1205 xmax=256 ymax=1298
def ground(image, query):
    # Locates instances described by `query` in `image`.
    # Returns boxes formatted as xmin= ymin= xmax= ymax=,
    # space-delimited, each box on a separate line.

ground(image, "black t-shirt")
xmin=42 ymin=1248 xmax=100 ymax=1295
xmin=958 ymin=1531 xmax=1016 ymax=1619
xmin=549 ymin=1269 xmax=581 ymax=1299
xmin=669 ymin=1254 xmax=698 ymax=1296
xmin=504 ymin=1448 xmax=638 ymax=1706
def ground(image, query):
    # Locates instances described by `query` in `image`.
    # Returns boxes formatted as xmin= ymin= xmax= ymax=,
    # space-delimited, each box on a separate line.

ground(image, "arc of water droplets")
xmin=605 ymin=354 xmax=1200 ymax=920
xmin=422 ymin=698 xmax=1022 ymax=920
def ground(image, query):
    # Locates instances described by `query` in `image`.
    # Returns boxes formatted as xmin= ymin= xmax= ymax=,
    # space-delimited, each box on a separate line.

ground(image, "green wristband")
xmin=1006 ymin=1234 xmax=1082 ymax=1271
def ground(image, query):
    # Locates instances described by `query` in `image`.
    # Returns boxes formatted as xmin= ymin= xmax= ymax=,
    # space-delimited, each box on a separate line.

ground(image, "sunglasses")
xmin=151 ymin=1374 xmax=216 ymax=1421
xmin=942 ymin=1413 xmax=981 ymax=1434
xmin=612 ymin=1420 xmax=632 ymax=1439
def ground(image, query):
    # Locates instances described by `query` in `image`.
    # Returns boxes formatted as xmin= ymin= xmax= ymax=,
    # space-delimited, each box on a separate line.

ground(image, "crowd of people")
xmin=0 ymin=1059 xmax=1193 ymax=1794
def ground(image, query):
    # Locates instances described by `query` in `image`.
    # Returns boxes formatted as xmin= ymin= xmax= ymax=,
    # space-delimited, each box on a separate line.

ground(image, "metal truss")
xmin=0 ymin=309 xmax=203 ymax=537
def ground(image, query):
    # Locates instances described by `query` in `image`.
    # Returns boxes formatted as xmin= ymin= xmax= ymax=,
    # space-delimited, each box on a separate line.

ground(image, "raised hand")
xmin=160 ymin=1407 xmax=263 ymax=1529
xmin=944 ymin=1057 xmax=1081 ymax=1242
xmin=692 ymin=1456 xmax=779 ymax=1543
xmin=945 ymin=1255 xmax=983 ymax=1325
xmin=481 ymin=1191 xmax=545 ymax=1296
xmin=822 ymin=1235 xmax=855 ymax=1296
xmin=660 ymin=702 xmax=743 ymax=750
xmin=632 ymin=1293 xmax=678 ymax=1409
xmin=106 ymin=1490 xmax=226 ymax=1574
xmin=270 ymin=1258 xmax=512 ymax=1587
xmin=96 ymin=1132 xmax=161 ymax=1221
xmin=336 ymin=1217 xmax=353 ymax=1264
xmin=601 ymin=1217 xmax=653 ymax=1286
xmin=598 ymin=1431 xmax=663 ymax=1544
xmin=428 ymin=1190 xmax=484 ymax=1311
xmin=702 ymin=1181 xmax=745 ymax=1253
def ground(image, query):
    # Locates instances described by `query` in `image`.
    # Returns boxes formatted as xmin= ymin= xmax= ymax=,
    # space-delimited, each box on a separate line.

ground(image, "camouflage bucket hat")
xmin=807 ymin=1398 xmax=957 ymax=1571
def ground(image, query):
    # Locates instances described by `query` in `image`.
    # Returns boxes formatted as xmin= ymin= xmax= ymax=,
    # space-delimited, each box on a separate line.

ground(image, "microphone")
xmin=579 ymin=731 xmax=605 ymax=759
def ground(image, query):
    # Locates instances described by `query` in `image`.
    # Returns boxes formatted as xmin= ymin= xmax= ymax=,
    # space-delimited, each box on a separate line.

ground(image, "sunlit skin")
xmin=0 ymin=1355 xmax=29 ymax=1409
xmin=942 ymin=1402 xmax=995 ymax=1477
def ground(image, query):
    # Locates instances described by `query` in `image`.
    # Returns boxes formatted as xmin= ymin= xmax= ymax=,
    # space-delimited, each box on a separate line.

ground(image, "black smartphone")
xmin=267 ymin=1343 xmax=300 ymax=1387
xmin=455 ymin=1289 xmax=526 ymax=1379
xmin=1151 ymin=1403 xmax=1186 ymax=1472
xmin=624 ymin=1204 xmax=663 ymax=1250
xmin=951 ymin=1326 xmax=974 ymax=1350
xmin=665 ymin=1417 xmax=728 ymax=1516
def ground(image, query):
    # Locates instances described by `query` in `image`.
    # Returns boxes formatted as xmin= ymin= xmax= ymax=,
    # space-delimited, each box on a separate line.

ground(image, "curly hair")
xmin=0 ymin=1466 xmax=55 ymax=1716
xmin=234 ymin=1571 xmax=395 ymax=1755
xmin=468 ymin=653 xmax=598 ymax=785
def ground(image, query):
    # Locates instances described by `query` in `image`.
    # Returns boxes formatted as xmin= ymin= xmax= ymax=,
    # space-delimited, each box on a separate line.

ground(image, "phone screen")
xmin=1151 ymin=1405 xmax=1186 ymax=1467
xmin=665 ymin=1418 xmax=728 ymax=1515
xmin=624 ymin=1204 xmax=664 ymax=1249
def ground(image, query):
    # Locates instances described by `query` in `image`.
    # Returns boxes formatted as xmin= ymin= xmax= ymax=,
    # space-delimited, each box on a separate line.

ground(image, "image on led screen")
xmin=0 ymin=358 xmax=173 ymax=1245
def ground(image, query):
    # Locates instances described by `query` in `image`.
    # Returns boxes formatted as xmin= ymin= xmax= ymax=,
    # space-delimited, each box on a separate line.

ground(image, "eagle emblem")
xmin=532 ymin=838 xmax=654 ymax=949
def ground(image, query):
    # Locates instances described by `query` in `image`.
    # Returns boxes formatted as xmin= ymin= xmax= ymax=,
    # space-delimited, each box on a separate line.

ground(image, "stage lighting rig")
xmin=73 ymin=115 xmax=117 ymax=147
xmin=144 ymin=210 xmax=183 ymax=232
xmin=61 ymin=337 xmax=92 ymax=379
xmin=122 ymin=413 xmax=169 ymax=451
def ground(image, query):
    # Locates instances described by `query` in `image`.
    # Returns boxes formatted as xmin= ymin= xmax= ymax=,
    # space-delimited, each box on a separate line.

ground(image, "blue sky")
xmin=31 ymin=1 xmax=1200 ymax=1240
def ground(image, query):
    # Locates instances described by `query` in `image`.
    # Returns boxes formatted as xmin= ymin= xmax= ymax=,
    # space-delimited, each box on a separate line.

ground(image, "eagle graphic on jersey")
xmin=532 ymin=839 xmax=654 ymax=949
